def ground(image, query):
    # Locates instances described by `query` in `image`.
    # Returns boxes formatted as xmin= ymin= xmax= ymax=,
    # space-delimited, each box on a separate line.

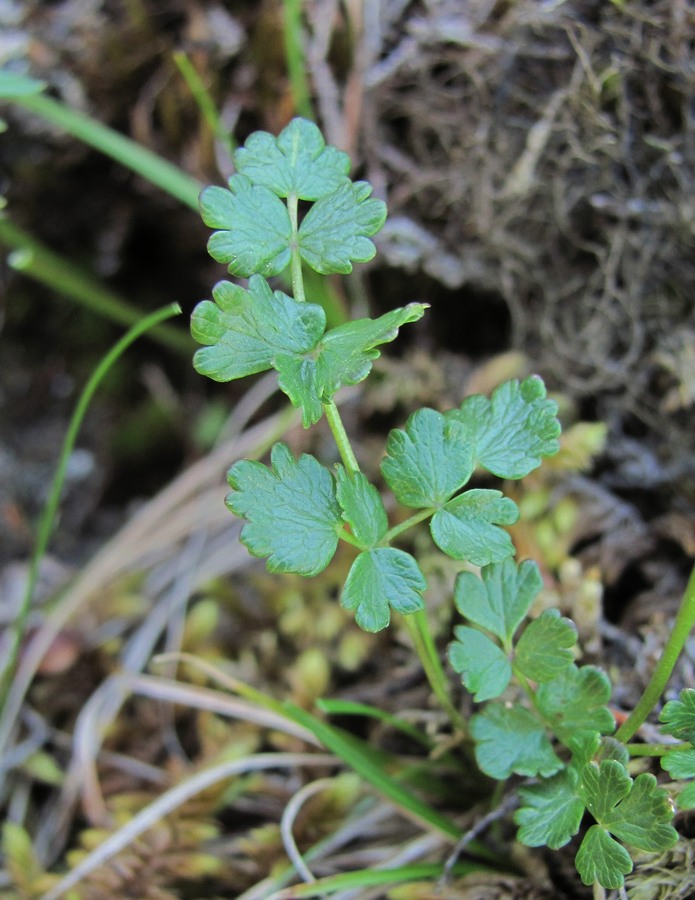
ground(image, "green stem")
xmin=323 ymin=399 xmax=360 ymax=474
xmin=402 ymin=610 xmax=466 ymax=735
xmin=0 ymin=303 xmax=182 ymax=710
xmin=337 ymin=526 xmax=364 ymax=550
xmin=615 ymin=562 xmax=695 ymax=744
xmin=626 ymin=742 xmax=680 ymax=758
xmin=287 ymin=192 xmax=306 ymax=304
xmin=381 ymin=508 xmax=436 ymax=545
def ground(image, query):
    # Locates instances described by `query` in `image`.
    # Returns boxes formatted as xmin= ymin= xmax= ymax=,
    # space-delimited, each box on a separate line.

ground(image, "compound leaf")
xmin=298 ymin=181 xmax=387 ymax=274
xmin=515 ymin=609 xmax=577 ymax=683
xmin=575 ymin=825 xmax=633 ymax=890
xmin=335 ymin=467 xmax=388 ymax=548
xmin=200 ymin=174 xmax=291 ymax=277
xmin=448 ymin=625 xmax=511 ymax=701
xmin=341 ymin=548 xmax=426 ymax=632
xmin=537 ymin=666 xmax=615 ymax=747
xmin=470 ymin=703 xmax=562 ymax=779
xmin=515 ymin=770 xmax=584 ymax=849
xmin=659 ymin=688 xmax=695 ymax=743
xmin=191 ymin=275 xmax=325 ymax=381
xmin=277 ymin=303 xmax=427 ymax=426
xmin=234 ymin=117 xmax=350 ymax=200
xmin=453 ymin=558 xmax=543 ymax=643
xmin=226 ymin=443 xmax=341 ymax=576
xmin=431 ymin=490 xmax=518 ymax=566
xmin=381 ymin=408 xmax=473 ymax=508
xmin=451 ymin=376 xmax=561 ymax=479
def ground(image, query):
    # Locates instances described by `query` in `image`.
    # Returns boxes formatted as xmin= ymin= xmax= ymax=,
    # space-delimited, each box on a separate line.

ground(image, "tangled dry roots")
xmin=367 ymin=0 xmax=695 ymax=456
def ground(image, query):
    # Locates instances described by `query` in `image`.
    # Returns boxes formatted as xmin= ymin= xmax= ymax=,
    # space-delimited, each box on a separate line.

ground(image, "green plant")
xmin=190 ymin=116 xmax=695 ymax=892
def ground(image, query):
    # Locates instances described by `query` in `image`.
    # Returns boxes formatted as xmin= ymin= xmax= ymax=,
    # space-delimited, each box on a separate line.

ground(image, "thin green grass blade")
xmin=154 ymin=652 xmax=311 ymax=727
xmin=13 ymin=92 xmax=202 ymax=210
xmin=616 ymin=562 xmax=695 ymax=743
xmin=0 ymin=217 xmax=191 ymax=354
xmin=317 ymin=698 xmax=433 ymax=749
xmin=282 ymin=0 xmax=313 ymax=120
xmin=172 ymin=50 xmax=236 ymax=159
xmin=269 ymin=861 xmax=487 ymax=898
xmin=285 ymin=701 xmax=462 ymax=840
xmin=0 ymin=70 xmax=46 ymax=97
xmin=0 ymin=303 xmax=182 ymax=710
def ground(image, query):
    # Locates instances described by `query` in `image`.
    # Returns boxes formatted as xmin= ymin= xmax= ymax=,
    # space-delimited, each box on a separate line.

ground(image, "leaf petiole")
xmin=626 ymin=742 xmax=683 ymax=758
xmin=288 ymin=191 xmax=307 ymax=304
xmin=381 ymin=507 xmax=437 ymax=544
xmin=338 ymin=525 xmax=365 ymax=550
xmin=323 ymin=399 xmax=361 ymax=474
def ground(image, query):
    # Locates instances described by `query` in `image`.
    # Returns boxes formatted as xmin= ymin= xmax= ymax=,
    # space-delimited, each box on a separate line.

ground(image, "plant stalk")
xmin=626 ymin=742 xmax=678 ymax=758
xmin=172 ymin=51 xmax=236 ymax=159
xmin=323 ymin=399 xmax=360 ymax=474
xmin=615 ymin=562 xmax=695 ymax=744
xmin=382 ymin=508 xmax=436 ymax=544
xmin=288 ymin=192 xmax=307 ymax=304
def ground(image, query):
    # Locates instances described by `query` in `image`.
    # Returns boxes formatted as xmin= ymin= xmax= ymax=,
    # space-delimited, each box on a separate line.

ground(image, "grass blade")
xmin=317 ymin=698 xmax=433 ymax=749
xmin=0 ymin=303 xmax=182 ymax=710
xmin=269 ymin=861 xmax=487 ymax=898
xmin=285 ymin=702 xmax=462 ymax=840
xmin=13 ymin=92 xmax=202 ymax=210
xmin=0 ymin=217 xmax=191 ymax=354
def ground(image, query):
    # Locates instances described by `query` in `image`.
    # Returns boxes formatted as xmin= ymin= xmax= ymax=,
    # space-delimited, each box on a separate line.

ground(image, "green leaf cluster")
xmin=187 ymin=111 xmax=688 ymax=897
xmin=192 ymin=117 xmax=417 ymax=427
xmin=226 ymin=448 xmax=426 ymax=632
xmin=193 ymin=120 xmax=562 ymax=620
xmin=516 ymin=759 xmax=677 ymax=889
xmin=192 ymin=275 xmax=426 ymax=426
xmin=225 ymin=377 xmax=561 ymax=631
xmin=380 ymin=380 xmax=561 ymax=564
xmin=199 ymin=117 xmax=386 ymax=277
xmin=447 ymin=556 xmax=678 ymax=889
xmin=448 ymin=559 xmax=579 ymax=711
